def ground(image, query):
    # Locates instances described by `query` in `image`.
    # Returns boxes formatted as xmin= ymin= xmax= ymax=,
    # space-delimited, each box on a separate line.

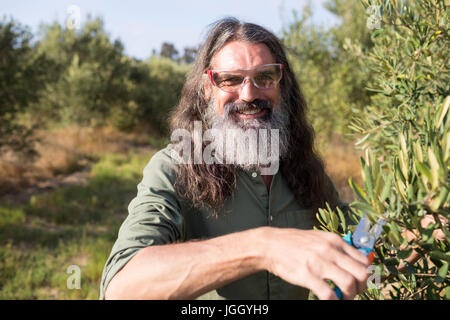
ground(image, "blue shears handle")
xmin=333 ymin=233 xmax=374 ymax=299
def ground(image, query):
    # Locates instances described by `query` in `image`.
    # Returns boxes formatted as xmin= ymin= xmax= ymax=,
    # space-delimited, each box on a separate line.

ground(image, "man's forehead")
xmin=211 ymin=41 xmax=276 ymax=70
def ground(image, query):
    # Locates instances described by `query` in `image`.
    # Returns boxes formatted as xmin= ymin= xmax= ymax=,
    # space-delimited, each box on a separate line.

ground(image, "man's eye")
xmin=255 ymin=72 xmax=275 ymax=81
xmin=254 ymin=73 xmax=276 ymax=87
xmin=217 ymin=76 xmax=242 ymax=86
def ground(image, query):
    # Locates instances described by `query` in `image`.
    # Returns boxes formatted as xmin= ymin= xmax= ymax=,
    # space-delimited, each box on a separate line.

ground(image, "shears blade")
xmin=352 ymin=214 xmax=386 ymax=250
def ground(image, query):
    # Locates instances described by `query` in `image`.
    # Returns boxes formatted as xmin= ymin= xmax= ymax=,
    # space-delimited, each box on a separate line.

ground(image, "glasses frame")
xmin=206 ymin=63 xmax=284 ymax=93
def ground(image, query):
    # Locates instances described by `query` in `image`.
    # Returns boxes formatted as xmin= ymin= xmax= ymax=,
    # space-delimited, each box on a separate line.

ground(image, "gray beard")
xmin=204 ymin=97 xmax=290 ymax=173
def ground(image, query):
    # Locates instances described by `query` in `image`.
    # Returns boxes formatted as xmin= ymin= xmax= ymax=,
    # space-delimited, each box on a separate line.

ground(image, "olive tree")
xmin=317 ymin=0 xmax=449 ymax=300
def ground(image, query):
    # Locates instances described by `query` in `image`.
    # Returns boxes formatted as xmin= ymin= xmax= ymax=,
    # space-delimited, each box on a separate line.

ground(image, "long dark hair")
xmin=169 ymin=17 xmax=338 ymax=215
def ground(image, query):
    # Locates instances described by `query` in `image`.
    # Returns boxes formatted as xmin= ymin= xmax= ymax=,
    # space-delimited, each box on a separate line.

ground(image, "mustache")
xmin=223 ymin=99 xmax=274 ymax=115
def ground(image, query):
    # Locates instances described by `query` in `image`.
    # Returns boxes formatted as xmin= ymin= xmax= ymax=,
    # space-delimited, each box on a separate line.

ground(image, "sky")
xmin=1 ymin=0 xmax=340 ymax=60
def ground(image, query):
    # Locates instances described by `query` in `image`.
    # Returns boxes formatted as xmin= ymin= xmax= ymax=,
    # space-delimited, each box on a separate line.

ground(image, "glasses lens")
xmin=253 ymin=64 xmax=282 ymax=89
xmin=212 ymin=72 xmax=244 ymax=92
xmin=210 ymin=64 xmax=282 ymax=92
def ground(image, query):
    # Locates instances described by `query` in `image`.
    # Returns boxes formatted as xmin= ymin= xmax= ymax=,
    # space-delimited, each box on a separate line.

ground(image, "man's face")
xmin=208 ymin=41 xmax=281 ymax=119
xmin=202 ymin=40 xmax=289 ymax=173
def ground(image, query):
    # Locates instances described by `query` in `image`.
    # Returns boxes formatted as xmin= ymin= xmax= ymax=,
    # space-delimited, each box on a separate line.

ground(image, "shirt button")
xmin=251 ymin=172 xmax=257 ymax=178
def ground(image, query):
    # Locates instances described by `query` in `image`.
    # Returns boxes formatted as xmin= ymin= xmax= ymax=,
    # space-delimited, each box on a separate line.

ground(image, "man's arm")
xmin=105 ymin=227 xmax=370 ymax=300
xmin=105 ymin=228 xmax=266 ymax=299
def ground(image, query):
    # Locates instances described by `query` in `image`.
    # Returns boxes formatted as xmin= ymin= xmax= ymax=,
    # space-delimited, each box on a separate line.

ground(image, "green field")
xmin=0 ymin=152 xmax=153 ymax=299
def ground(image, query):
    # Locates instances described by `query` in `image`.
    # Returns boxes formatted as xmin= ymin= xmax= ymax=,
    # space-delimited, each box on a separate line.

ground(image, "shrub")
xmin=0 ymin=18 xmax=49 ymax=155
xmin=318 ymin=0 xmax=449 ymax=299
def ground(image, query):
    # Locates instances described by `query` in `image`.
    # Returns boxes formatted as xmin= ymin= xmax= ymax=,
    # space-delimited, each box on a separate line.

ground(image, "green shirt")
xmin=99 ymin=145 xmax=344 ymax=300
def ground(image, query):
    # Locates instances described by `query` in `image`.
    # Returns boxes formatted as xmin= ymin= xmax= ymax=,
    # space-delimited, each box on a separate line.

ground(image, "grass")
xmin=0 ymin=152 xmax=153 ymax=299
xmin=0 ymin=126 xmax=153 ymax=195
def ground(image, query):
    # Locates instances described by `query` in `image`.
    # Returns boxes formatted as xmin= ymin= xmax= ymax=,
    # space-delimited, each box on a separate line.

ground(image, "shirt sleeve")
xmin=99 ymin=147 xmax=185 ymax=299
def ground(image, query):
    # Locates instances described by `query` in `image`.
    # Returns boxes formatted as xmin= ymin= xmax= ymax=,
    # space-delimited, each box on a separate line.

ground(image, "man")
xmin=100 ymin=18 xmax=371 ymax=300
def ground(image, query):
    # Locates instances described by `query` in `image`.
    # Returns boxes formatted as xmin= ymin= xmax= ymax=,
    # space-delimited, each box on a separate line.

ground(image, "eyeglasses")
xmin=207 ymin=63 xmax=283 ymax=93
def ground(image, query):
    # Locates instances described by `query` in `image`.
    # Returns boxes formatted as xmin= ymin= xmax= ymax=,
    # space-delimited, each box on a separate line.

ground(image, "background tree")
xmin=0 ymin=18 xmax=50 ymax=154
xmin=160 ymin=41 xmax=178 ymax=61
xmin=282 ymin=0 xmax=375 ymax=148
xmin=34 ymin=17 xmax=130 ymax=126
xmin=30 ymin=17 xmax=190 ymax=134
xmin=180 ymin=46 xmax=197 ymax=64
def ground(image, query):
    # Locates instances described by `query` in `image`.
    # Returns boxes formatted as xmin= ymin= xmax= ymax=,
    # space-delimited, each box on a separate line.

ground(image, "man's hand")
xmin=261 ymin=228 xmax=371 ymax=300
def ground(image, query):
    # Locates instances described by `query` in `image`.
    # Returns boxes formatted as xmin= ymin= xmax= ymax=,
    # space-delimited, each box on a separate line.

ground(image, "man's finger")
xmin=306 ymin=277 xmax=339 ymax=300
xmin=320 ymin=263 xmax=359 ymax=300
xmin=327 ymin=242 xmax=371 ymax=297
xmin=339 ymin=238 xmax=372 ymax=266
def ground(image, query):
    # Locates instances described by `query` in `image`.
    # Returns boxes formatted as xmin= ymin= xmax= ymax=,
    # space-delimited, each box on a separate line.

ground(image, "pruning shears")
xmin=333 ymin=214 xmax=386 ymax=299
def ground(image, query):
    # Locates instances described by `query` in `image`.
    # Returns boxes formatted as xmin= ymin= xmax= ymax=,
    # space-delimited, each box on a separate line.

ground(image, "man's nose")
xmin=238 ymin=77 xmax=260 ymax=102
